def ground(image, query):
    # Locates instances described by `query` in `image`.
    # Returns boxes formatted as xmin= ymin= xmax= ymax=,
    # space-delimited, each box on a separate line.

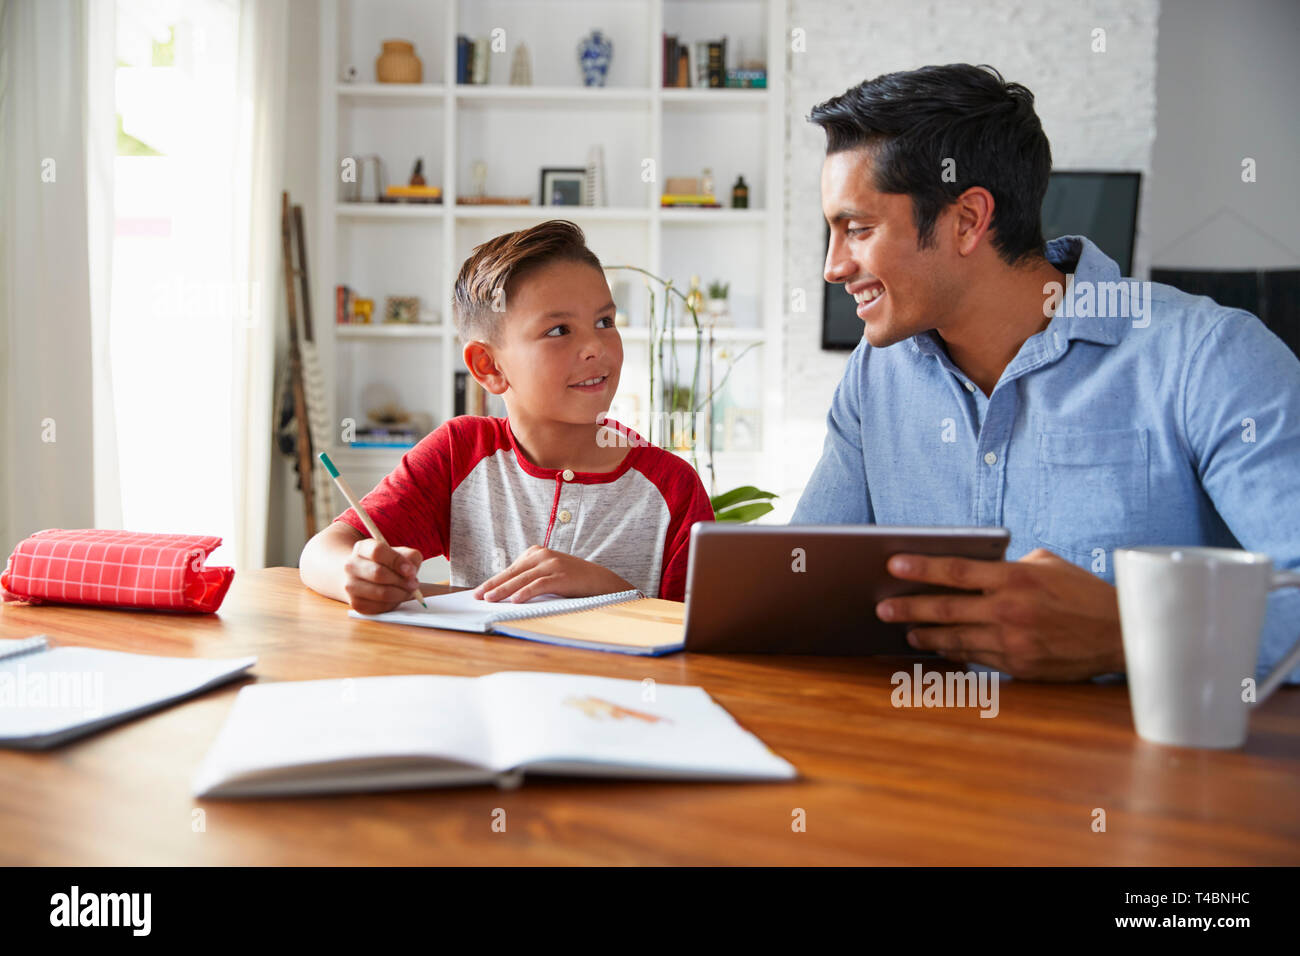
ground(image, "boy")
xmin=299 ymin=219 xmax=714 ymax=615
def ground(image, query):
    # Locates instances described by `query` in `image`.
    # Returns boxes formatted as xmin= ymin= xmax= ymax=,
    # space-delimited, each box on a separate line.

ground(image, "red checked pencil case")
xmin=1 ymin=529 xmax=234 ymax=613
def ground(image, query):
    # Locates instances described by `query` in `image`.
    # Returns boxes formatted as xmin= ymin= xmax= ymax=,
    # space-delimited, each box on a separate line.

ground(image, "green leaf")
xmin=710 ymin=485 xmax=776 ymax=512
xmin=715 ymin=501 xmax=775 ymax=523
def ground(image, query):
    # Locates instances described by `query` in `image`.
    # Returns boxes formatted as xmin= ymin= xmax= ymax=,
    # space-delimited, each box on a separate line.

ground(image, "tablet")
xmin=682 ymin=524 xmax=1011 ymax=654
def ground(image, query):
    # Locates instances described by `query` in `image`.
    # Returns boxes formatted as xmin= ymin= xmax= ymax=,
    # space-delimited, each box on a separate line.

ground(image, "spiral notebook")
xmin=349 ymin=589 xmax=686 ymax=656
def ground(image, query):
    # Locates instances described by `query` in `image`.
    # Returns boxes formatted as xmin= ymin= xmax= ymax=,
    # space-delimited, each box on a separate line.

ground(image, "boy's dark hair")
xmin=809 ymin=63 xmax=1051 ymax=265
xmin=452 ymin=219 xmax=605 ymax=343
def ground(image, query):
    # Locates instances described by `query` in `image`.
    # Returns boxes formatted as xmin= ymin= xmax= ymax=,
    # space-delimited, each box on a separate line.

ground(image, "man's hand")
xmin=473 ymin=546 xmax=634 ymax=603
xmin=875 ymin=547 xmax=1123 ymax=681
xmin=343 ymin=538 xmax=425 ymax=615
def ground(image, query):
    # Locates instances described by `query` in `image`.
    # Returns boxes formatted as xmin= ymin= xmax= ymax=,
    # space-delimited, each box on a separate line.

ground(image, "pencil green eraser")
xmin=318 ymin=452 xmax=339 ymax=478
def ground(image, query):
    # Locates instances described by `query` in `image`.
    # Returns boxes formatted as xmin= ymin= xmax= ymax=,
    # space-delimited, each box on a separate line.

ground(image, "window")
xmin=113 ymin=0 xmax=239 ymax=565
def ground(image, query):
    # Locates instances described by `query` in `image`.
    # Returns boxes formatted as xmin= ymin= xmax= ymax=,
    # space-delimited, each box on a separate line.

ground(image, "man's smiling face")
xmin=821 ymin=147 xmax=962 ymax=348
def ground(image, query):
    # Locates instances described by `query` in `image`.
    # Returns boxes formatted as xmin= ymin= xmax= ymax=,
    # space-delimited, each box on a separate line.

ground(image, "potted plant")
xmin=711 ymin=485 xmax=776 ymax=522
xmin=705 ymin=280 xmax=730 ymax=327
xmin=605 ymin=264 xmax=776 ymax=523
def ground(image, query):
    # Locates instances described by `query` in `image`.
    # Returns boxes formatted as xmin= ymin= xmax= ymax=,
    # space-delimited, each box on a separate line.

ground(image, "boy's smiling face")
xmin=473 ymin=259 xmax=622 ymax=427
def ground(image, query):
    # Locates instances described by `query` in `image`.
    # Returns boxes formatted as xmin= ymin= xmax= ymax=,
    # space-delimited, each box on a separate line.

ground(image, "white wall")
xmin=1146 ymin=0 xmax=1300 ymax=269
xmin=776 ymin=0 xmax=1160 ymax=512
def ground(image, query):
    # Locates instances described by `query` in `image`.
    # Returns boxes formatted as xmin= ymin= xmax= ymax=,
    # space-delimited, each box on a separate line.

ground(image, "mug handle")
xmin=1257 ymin=570 xmax=1300 ymax=702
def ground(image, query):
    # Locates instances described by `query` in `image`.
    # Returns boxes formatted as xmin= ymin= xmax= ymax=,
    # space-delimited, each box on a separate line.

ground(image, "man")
xmin=794 ymin=63 xmax=1300 ymax=683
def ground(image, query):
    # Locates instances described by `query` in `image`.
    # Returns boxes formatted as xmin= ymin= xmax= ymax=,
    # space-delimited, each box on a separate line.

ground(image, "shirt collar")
xmin=909 ymin=234 xmax=1129 ymax=357
xmin=1044 ymin=234 xmax=1127 ymax=346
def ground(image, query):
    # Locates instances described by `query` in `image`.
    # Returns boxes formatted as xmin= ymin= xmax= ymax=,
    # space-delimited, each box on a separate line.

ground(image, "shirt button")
xmin=983 ymin=451 xmax=998 ymax=465
xmin=561 ymin=469 xmax=575 ymax=481
xmin=964 ymin=381 xmax=975 ymax=392
xmin=558 ymin=509 xmax=572 ymax=523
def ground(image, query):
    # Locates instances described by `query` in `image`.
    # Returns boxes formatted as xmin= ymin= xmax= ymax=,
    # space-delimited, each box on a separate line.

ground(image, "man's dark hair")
xmin=809 ymin=63 xmax=1051 ymax=265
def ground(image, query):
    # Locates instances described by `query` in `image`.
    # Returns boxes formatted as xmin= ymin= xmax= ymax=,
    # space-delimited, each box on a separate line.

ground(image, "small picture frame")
xmin=540 ymin=167 xmax=587 ymax=206
xmin=383 ymin=295 xmax=420 ymax=324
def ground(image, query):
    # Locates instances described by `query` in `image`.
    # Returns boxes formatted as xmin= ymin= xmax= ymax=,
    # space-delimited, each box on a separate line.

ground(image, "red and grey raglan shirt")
xmin=334 ymin=417 xmax=714 ymax=601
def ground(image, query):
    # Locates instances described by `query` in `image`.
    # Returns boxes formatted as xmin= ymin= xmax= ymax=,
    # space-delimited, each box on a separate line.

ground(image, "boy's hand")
xmin=473 ymin=546 xmax=635 ymax=603
xmin=343 ymin=538 xmax=425 ymax=614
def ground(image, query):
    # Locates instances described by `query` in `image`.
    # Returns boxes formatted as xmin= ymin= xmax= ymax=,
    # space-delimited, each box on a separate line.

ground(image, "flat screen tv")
xmin=821 ymin=170 xmax=1142 ymax=349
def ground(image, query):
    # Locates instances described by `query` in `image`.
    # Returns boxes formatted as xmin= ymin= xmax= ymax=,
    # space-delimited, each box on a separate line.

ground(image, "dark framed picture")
xmin=540 ymin=167 xmax=587 ymax=206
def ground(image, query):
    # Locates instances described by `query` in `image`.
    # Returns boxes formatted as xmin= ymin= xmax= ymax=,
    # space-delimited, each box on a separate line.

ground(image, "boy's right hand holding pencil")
xmin=343 ymin=538 xmax=425 ymax=616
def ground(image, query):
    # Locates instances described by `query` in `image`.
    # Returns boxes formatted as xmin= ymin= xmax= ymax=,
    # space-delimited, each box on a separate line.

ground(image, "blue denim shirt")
xmin=793 ymin=235 xmax=1300 ymax=684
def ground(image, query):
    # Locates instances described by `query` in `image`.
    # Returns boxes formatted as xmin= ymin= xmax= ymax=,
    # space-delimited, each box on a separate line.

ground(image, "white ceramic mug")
xmin=1115 ymin=546 xmax=1300 ymax=748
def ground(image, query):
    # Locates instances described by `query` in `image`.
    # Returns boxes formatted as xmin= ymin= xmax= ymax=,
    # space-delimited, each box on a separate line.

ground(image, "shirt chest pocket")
xmin=1034 ymin=428 xmax=1148 ymax=559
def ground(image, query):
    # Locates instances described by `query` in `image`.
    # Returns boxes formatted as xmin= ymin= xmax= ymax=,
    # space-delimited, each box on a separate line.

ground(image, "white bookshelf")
xmin=316 ymin=0 xmax=786 ymax=501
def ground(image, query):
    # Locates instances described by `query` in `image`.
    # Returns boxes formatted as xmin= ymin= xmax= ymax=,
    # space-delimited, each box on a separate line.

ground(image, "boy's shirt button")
xmin=561 ymin=469 xmax=575 ymax=481
xmin=558 ymin=509 xmax=572 ymax=523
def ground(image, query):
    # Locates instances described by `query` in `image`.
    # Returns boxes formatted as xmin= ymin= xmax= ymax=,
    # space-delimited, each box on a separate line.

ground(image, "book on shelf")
xmin=707 ymin=40 xmax=726 ymax=88
xmin=472 ymin=37 xmax=489 ymax=84
xmin=663 ymin=34 xmax=735 ymax=88
xmin=664 ymin=34 xmax=694 ymax=88
xmin=661 ymin=194 xmax=722 ymax=207
xmin=335 ymin=284 xmax=351 ymax=324
xmin=726 ymin=68 xmax=767 ymax=88
xmin=348 ymin=424 xmax=425 ymax=449
xmin=456 ymin=35 xmax=471 ymax=84
xmin=383 ymin=184 xmax=442 ymax=202
xmin=454 ymin=370 xmax=468 ymax=416
xmin=465 ymin=375 xmax=486 ymax=416
xmin=455 ymin=34 xmax=490 ymax=85
xmin=455 ymin=375 xmax=505 ymax=418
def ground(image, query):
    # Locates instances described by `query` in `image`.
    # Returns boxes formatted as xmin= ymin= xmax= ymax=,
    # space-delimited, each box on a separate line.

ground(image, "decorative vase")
xmin=377 ymin=40 xmax=422 ymax=83
xmin=577 ymin=30 xmax=612 ymax=87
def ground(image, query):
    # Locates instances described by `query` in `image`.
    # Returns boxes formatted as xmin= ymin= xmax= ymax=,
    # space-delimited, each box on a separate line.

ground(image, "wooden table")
xmin=2 ymin=567 xmax=1297 ymax=865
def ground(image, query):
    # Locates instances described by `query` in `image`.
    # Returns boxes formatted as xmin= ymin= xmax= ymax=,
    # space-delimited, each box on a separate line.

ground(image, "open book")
xmin=349 ymin=589 xmax=685 ymax=656
xmin=0 ymin=635 xmax=256 ymax=749
xmin=192 ymin=671 xmax=795 ymax=797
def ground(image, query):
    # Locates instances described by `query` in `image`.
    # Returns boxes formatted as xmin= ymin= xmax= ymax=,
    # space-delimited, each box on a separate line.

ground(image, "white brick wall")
xmin=774 ymin=0 xmax=1159 ymax=517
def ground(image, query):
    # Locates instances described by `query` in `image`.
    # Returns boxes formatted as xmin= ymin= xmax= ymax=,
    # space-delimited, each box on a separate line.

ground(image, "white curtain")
xmin=0 ymin=0 xmax=119 ymax=553
xmin=1 ymin=0 xmax=286 ymax=571
xmin=88 ymin=0 xmax=123 ymax=533
xmin=229 ymin=0 xmax=288 ymax=570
